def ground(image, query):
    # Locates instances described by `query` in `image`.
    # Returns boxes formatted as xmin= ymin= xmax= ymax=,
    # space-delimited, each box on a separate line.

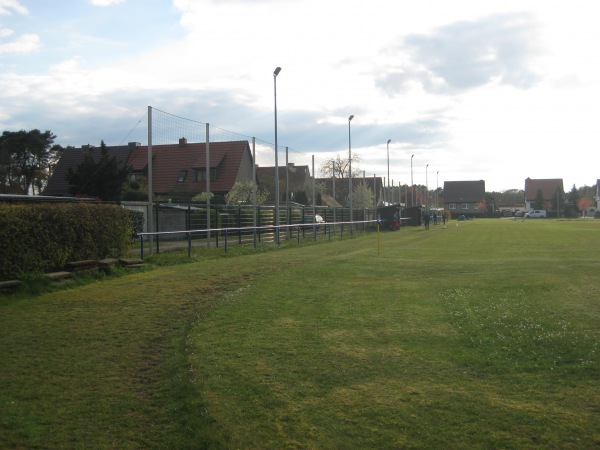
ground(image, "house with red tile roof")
xmin=128 ymin=139 xmax=254 ymax=202
xmin=44 ymin=139 xmax=255 ymax=202
xmin=524 ymin=178 xmax=563 ymax=211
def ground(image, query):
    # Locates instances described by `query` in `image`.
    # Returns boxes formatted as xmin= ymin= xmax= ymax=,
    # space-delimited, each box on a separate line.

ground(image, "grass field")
xmin=1 ymin=218 xmax=599 ymax=448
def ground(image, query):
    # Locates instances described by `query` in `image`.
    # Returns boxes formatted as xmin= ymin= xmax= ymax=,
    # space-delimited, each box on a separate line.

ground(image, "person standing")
xmin=423 ymin=211 xmax=430 ymax=230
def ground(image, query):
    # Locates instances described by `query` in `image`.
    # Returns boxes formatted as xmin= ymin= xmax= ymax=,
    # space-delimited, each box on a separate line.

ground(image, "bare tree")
xmin=319 ymin=152 xmax=361 ymax=178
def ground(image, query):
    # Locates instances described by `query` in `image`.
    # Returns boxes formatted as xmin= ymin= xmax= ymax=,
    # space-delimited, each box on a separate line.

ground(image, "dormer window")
xmin=178 ymin=170 xmax=187 ymax=182
xmin=194 ymin=168 xmax=218 ymax=182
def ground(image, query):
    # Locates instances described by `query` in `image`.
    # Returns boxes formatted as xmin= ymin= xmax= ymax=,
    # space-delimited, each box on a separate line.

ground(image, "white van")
xmin=525 ymin=210 xmax=547 ymax=218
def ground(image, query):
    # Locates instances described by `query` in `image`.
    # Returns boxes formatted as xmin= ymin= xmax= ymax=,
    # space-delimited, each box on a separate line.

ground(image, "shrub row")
xmin=0 ymin=203 xmax=133 ymax=280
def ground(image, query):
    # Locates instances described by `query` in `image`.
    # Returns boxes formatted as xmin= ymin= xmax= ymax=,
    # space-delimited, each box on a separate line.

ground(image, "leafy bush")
xmin=0 ymin=203 xmax=133 ymax=280
xmin=128 ymin=209 xmax=145 ymax=236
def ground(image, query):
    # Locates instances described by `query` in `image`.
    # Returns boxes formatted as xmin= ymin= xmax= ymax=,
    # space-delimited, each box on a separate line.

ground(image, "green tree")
xmin=565 ymin=184 xmax=579 ymax=218
xmin=492 ymin=189 xmax=525 ymax=207
xmin=66 ymin=141 xmax=131 ymax=202
xmin=225 ymin=181 xmax=269 ymax=205
xmin=192 ymin=191 xmax=214 ymax=202
xmin=550 ymin=186 xmax=565 ymax=218
xmin=533 ymin=189 xmax=544 ymax=210
xmin=484 ymin=192 xmax=496 ymax=213
xmin=0 ymin=129 xmax=62 ymax=194
xmin=122 ymin=177 xmax=148 ymax=201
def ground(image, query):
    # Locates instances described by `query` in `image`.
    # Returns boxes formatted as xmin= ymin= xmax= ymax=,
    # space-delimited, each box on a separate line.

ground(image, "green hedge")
xmin=128 ymin=209 xmax=145 ymax=236
xmin=0 ymin=203 xmax=133 ymax=280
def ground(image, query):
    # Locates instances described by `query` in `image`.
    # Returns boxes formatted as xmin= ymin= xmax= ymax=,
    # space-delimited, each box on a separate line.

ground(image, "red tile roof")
xmin=129 ymin=140 xmax=252 ymax=195
xmin=44 ymin=141 xmax=253 ymax=197
xmin=524 ymin=178 xmax=563 ymax=200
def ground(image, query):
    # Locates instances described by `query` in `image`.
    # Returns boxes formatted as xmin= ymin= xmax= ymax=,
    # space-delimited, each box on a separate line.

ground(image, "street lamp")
xmin=410 ymin=154 xmax=414 ymax=207
xmin=348 ymin=115 xmax=354 ymax=228
xmin=436 ymin=171 xmax=439 ymax=209
xmin=426 ymin=164 xmax=429 ymax=211
xmin=273 ymin=66 xmax=281 ymax=244
xmin=386 ymin=139 xmax=391 ymax=204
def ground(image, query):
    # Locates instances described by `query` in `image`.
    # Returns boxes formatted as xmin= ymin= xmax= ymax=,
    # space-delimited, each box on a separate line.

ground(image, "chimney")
xmin=179 ymin=137 xmax=187 ymax=146
xmin=128 ymin=142 xmax=141 ymax=151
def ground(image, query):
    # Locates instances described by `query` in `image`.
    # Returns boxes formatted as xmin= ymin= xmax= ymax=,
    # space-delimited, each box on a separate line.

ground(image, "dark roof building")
xmin=256 ymin=164 xmax=312 ymax=203
xmin=443 ymin=180 xmax=486 ymax=216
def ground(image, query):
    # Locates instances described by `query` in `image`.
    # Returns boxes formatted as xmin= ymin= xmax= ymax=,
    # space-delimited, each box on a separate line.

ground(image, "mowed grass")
xmin=1 ymin=219 xmax=599 ymax=448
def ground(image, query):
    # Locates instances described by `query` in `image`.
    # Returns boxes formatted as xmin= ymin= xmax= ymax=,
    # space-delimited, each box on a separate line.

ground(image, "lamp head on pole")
xmin=273 ymin=67 xmax=281 ymax=77
xmin=387 ymin=139 xmax=391 ymax=145
xmin=348 ymin=115 xmax=354 ymax=122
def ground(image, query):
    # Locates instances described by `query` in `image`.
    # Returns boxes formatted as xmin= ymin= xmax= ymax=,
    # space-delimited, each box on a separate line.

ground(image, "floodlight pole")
xmin=426 ymin=164 xmax=429 ymax=211
xmin=147 ymin=106 xmax=153 ymax=255
xmin=410 ymin=154 xmax=414 ymax=207
xmin=436 ymin=171 xmax=439 ymax=209
xmin=273 ymin=66 xmax=281 ymax=244
xmin=387 ymin=139 xmax=391 ymax=203
xmin=348 ymin=115 xmax=354 ymax=230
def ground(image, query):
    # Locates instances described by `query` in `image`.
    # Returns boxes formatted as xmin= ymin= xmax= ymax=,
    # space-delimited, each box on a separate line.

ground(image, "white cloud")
xmin=0 ymin=1 xmax=36 ymax=54
xmin=0 ymin=32 xmax=39 ymax=54
xmin=89 ymin=0 xmax=125 ymax=6
xmin=378 ymin=13 xmax=541 ymax=95
xmin=1 ymin=0 xmax=600 ymax=191
xmin=0 ymin=0 xmax=27 ymax=15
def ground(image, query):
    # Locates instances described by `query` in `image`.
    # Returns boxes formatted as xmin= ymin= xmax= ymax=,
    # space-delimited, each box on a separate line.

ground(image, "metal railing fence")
xmin=136 ymin=219 xmax=378 ymax=259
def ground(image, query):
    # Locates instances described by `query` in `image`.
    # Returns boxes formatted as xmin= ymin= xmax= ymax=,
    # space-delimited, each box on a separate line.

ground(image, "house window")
xmin=178 ymin=170 xmax=187 ymax=182
xmin=449 ymin=203 xmax=456 ymax=210
xmin=462 ymin=203 xmax=469 ymax=209
xmin=131 ymin=173 xmax=144 ymax=180
xmin=195 ymin=169 xmax=218 ymax=182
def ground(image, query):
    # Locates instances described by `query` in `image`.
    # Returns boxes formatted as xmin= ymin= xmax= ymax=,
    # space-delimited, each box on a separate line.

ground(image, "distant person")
xmin=422 ymin=212 xmax=430 ymax=230
xmin=433 ymin=212 xmax=438 ymax=226
xmin=442 ymin=212 xmax=447 ymax=226
xmin=393 ymin=210 xmax=400 ymax=230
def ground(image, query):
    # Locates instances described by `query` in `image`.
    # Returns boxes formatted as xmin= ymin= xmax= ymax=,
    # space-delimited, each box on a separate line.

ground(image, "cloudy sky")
xmin=1 ymin=0 xmax=599 ymax=192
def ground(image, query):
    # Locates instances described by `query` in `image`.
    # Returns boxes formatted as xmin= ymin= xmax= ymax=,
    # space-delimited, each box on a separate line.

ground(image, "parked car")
xmin=514 ymin=211 xmax=524 ymax=217
xmin=525 ymin=210 xmax=547 ymax=218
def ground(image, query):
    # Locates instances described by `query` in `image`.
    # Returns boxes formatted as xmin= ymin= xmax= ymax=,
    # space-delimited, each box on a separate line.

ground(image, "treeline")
xmin=0 ymin=130 xmax=134 ymax=201
xmin=0 ymin=130 xmax=63 ymax=195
